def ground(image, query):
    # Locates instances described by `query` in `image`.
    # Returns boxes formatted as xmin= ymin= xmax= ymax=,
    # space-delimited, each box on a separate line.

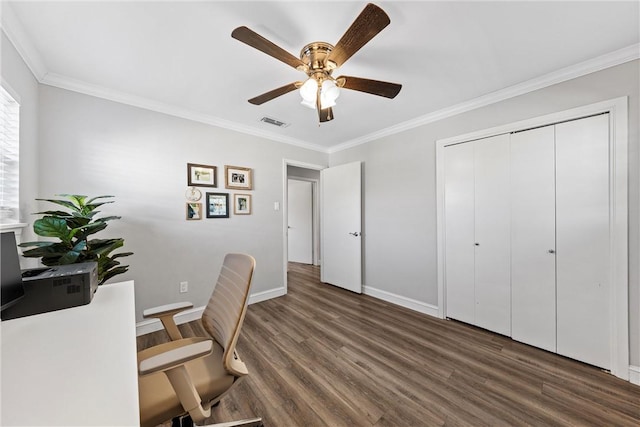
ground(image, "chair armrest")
xmin=139 ymin=340 xmax=214 ymax=422
xmin=143 ymin=301 xmax=194 ymax=319
xmin=143 ymin=302 xmax=194 ymax=341
xmin=139 ymin=340 xmax=213 ymax=376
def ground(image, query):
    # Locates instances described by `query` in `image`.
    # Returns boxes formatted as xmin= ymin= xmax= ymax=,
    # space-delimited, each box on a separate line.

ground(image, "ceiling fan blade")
xmin=248 ymin=82 xmax=300 ymax=105
xmin=327 ymin=3 xmax=390 ymax=67
xmin=232 ymin=26 xmax=306 ymax=70
xmin=319 ymin=107 xmax=334 ymax=123
xmin=338 ymin=75 xmax=402 ymax=99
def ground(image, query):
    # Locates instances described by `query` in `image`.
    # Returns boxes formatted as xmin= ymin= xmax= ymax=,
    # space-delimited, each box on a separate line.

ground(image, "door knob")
xmin=349 ymin=232 xmax=361 ymax=237
xmin=548 ymin=249 xmax=555 ymax=254
xmin=474 ymin=242 xmax=480 ymax=246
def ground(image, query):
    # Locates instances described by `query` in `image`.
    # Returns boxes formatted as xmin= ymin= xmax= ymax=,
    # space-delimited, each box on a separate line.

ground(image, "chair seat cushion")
xmin=137 ymin=337 xmax=235 ymax=427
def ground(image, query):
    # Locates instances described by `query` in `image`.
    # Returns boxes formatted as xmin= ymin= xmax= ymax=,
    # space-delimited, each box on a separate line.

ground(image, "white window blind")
xmin=0 ymin=86 xmax=20 ymax=223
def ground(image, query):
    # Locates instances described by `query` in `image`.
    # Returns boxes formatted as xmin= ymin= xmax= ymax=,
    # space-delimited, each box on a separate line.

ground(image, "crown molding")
xmin=328 ymin=43 xmax=640 ymax=153
xmin=41 ymin=72 xmax=329 ymax=153
xmin=0 ymin=2 xmax=47 ymax=81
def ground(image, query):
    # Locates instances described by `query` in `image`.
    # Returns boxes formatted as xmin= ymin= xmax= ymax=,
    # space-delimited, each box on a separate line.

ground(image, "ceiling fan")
xmin=231 ymin=3 xmax=402 ymax=124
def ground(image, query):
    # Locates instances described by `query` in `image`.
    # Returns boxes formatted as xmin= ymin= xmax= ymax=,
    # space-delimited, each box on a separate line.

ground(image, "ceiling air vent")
xmin=260 ymin=116 xmax=290 ymax=128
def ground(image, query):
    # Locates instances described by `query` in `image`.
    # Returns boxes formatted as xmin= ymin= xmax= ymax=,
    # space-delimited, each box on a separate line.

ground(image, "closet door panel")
xmin=474 ymin=134 xmax=511 ymax=336
xmin=510 ymin=126 xmax=557 ymax=352
xmin=444 ymin=143 xmax=475 ymax=324
xmin=556 ymin=114 xmax=610 ymax=369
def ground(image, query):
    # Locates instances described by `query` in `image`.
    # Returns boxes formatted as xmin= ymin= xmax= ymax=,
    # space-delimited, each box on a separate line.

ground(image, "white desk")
xmin=1 ymin=280 xmax=140 ymax=426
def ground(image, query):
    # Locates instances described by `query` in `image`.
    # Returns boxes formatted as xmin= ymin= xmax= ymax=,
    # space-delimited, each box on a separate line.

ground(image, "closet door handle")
xmin=474 ymin=243 xmax=480 ymax=246
xmin=548 ymin=249 xmax=555 ymax=254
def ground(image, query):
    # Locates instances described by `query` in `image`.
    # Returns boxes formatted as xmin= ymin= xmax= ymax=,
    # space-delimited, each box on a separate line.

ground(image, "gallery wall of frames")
xmin=185 ymin=163 xmax=253 ymax=220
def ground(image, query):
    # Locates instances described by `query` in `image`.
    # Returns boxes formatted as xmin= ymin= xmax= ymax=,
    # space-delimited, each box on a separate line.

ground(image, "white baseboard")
xmin=249 ymin=286 xmax=286 ymax=304
xmin=136 ymin=287 xmax=287 ymax=336
xmin=630 ymin=365 xmax=640 ymax=385
xmin=363 ymin=285 xmax=439 ymax=318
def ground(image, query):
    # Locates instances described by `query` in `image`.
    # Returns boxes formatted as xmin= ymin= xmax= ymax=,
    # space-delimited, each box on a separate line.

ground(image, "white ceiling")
xmin=2 ymin=1 xmax=639 ymax=152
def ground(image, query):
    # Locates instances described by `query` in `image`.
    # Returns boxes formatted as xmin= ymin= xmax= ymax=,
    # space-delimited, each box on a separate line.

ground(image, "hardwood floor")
xmin=137 ymin=263 xmax=640 ymax=426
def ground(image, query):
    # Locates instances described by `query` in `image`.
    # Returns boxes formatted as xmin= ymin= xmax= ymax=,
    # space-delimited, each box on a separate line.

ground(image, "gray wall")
xmin=331 ymin=60 xmax=640 ymax=365
xmin=35 ymin=85 xmax=327 ymax=321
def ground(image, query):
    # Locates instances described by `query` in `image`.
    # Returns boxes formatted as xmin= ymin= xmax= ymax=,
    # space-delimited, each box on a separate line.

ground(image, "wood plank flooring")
xmin=137 ymin=263 xmax=640 ymax=426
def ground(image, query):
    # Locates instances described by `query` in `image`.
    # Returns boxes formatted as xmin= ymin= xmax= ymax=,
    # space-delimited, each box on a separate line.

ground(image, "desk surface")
xmin=1 ymin=280 xmax=139 ymax=426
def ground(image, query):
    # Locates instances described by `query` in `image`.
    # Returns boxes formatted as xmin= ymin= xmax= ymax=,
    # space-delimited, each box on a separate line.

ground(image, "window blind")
xmin=0 ymin=86 xmax=20 ymax=223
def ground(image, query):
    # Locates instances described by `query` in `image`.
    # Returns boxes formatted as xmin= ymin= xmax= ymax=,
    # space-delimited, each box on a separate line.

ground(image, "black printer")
xmin=1 ymin=232 xmax=98 ymax=320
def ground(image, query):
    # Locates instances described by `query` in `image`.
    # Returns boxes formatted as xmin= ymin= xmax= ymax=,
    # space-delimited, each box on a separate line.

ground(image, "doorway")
xmin=287 ymin=177 xmax=318 ymax=265
xmin=283 ymin=160 xmax=324 ymax=293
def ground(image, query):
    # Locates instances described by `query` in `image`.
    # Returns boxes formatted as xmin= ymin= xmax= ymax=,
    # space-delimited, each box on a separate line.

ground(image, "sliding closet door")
xmin=555 ymin=114 xmax=610 ymax=369
xmin=474 ymin=134 xmax=511 ymax=336
xmin=444 ymin=142 xmax=475 ymax=324
xmin=510 ymin=126 xmax=557 ymax=352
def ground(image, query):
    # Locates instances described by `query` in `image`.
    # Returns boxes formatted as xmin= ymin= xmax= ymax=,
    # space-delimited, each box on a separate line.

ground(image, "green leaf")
xmin=94 ymin=216 xmax=122 ymax=223
xmin=57 ymin=194 xmax=87 ymax=208
xmin=66 ymin=216 xmax=92 ymax=229
xmin=18 ymin=241 xmax=56 ymax=248
xmin=58 ymin=240 xmax=87 ymax=264
xmin=32 ymin=210 xmax=73 ymax=217
xmin=91 ymin=239 xmax=124 ymax=256
xmin=34 ymin=217 xmax=71 ymax=241
xmin=101 ymin=265 xmax=129 ymax=285
xmin=84 ymin=202 xmax=114 ymax=214
xmin=85 ymin=195 xmax=114 ymax=205
xmin=36 ymin=198 xmax=80 ymax=213
xmin=112 ymin=252 xmax=134 ymax=259
xmin=21 ymin=243 xmax=71 ymax=258
xmin=73 ymin=221 xmax=108 ymax=241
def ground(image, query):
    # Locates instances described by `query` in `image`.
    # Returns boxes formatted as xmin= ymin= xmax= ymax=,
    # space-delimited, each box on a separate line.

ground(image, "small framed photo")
xmin=206 ymin=192 xmax=229 ymax=218
xmin=187 ymin=163 xmax=217 ymax=187
xmin=186 ymin=203 xmax=202 ymax=220
xmin=225 ymin=165 xmax=253 ymax=190
xmin=234 ymin=194 xmax=252 ymax=215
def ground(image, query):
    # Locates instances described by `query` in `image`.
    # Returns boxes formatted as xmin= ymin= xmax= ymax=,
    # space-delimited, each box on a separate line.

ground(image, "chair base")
xmin=172 ymin=415 xmax=263 ymax=427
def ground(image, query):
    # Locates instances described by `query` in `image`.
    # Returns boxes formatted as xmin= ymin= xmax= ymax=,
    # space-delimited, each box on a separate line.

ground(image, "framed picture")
xmin=187 ymin=163 xmax=217 ymax=187
xmin=234 ymin=194 xmax=252 ymax=215
xmin=186 ymin=203 xmax=202 ymax=220
xmin=225 ymin=165 xmax=253 ymax=190
xmin=206 ymin=192 xmax=229 ymax=218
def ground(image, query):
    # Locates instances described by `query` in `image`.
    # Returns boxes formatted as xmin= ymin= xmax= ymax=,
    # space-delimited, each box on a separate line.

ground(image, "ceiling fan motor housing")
xmin=299 ymin=42 xmax=337 ymax=82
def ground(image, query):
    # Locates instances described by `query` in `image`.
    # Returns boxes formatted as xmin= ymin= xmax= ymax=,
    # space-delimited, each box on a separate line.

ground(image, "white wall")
xmin=1 ymin=32 xmax=39 ymax=263
xmin=331 ymin=60 xmax=640 ymax=365
xmin=36 ymin=85 xmax=327 ymax=321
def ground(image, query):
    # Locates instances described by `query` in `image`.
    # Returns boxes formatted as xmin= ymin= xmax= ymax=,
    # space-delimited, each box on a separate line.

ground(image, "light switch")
xmin=274 ymin=201 xmax=280 ymax=211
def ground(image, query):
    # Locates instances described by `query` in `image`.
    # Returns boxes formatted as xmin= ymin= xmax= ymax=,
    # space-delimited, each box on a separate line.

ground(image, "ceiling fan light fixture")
xmin=320 ymin=79 xmax=339 ymax=108
xmin=300 ymin=98 xmax=317 ymax=109
xmin=299 ymin=78 xmax=318 ymax=102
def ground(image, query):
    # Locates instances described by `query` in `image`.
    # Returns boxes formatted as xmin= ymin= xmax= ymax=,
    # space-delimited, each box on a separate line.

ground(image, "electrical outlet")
xmin=179 ymin=281 xmax=188 ymax=293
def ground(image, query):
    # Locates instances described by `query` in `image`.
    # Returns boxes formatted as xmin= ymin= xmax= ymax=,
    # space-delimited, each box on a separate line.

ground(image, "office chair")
xmin=137 ymin=253 xmax=263 ymax=427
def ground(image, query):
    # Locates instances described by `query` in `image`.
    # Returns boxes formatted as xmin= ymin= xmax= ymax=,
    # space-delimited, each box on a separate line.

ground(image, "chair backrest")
xmin=201 ymin=253 xmax=255 ymax=373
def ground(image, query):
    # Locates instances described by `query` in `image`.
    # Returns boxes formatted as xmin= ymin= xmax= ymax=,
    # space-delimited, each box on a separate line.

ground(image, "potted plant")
xmin=19 ymin=194 xmax=133 ymax=285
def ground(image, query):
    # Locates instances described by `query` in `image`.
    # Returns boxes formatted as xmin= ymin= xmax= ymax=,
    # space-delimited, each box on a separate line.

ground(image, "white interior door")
xmin=321 ymin=161 xmax=362 ymax=293
xmin=556 ymin=114 xmax=610 ymax=369
xmin=510 ymin=126 xmax=557 ymax=352
xmin=474 ymin=134 xmax=511 ymax=336
xmin=288 ymin=179 xmax=313 ymax=264
xmin=444 ymin=142 xmax=475 ymax=324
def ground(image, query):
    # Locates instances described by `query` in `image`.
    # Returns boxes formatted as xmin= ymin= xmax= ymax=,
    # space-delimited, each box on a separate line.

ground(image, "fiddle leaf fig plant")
xmin=19 ymin=194 xmax=133 ymax=285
